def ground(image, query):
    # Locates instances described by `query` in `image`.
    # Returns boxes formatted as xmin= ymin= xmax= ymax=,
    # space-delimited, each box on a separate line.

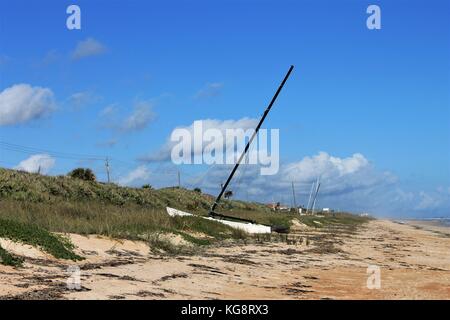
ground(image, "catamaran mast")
xmin=311 ymin=181 xmax=321 ymax=214
xmin=209 ymin=65 xmax=294 ymax=217
xmin=291 ymin=181 xmax=297 ymax=210
xmin=306 ymin=180 xmax=315 ymax=212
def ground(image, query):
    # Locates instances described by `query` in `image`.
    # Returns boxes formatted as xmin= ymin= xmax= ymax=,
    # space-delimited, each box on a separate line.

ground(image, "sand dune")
xmin=1 ymin=220 xmax=449 ymax=300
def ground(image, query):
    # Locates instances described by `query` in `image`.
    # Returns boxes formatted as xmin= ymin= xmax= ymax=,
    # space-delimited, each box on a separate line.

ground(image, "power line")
xmin=0 ymin=140 xmax=228 ymax=190
xmin=0 ymin=141 xmax=142 ymax=184
xmin=0 ymin=141 xmax=105 ymax=161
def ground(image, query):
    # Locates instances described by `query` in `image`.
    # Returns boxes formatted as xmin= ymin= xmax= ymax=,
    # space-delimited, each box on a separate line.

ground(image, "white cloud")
xmin=180 ymin=151 xmax=450 ymax=217
xmin=0 ymin=84 xmax=56 ymax=126
xmin=195 ymin=82 xmax=223 ymax=99
xmin=279 ymin=152 xmax=392 ymax=195
xmin=99 ymin=104 xmax=118 ymax=118
xmin=415 ymin=188 xmax=450 ymax=211
xmin=195 ymin=152 xmax=387 ymax=197
xmin=121 ymin=101 xmax=155 ymax=132
xmin=135 ymin=117 xmax=450 ymax=218
xmin=68 ymin=91 xmax=100 ymax=109
xmin=98 ymin=101 xmax=155 ymax=133
xmin=117 ymin=165 xmax=151 ymax=186
xmin=14 ymin=154 xmax=55 ymax=174
xmin=142 ymin=117 xmax=258 ymax=161
xmin=283 ymin=152 xmax=366 ymax=181
xmin=72 ymin=38 xmax=106 ymax=60
xmin=137 ymin=146 xmax=450 ymax=217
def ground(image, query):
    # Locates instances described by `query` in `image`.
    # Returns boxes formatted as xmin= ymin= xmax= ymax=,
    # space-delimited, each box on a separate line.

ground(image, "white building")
xmin=298 ymin=207 xmax=307 ymax=214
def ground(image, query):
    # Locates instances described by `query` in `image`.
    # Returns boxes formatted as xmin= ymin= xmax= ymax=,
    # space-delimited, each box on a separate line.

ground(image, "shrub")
xmin=193 ymin=188 xmax=202 ymax=193
xmin=142 ymin=184 xmax=152 ymax=189
xmin=0 ymin=218 xmax=83 ymax=261
xmin=68 ymin=168 xmax=96 ymax=181
xmin=0 ymin=245 xmax=23 ymax=266
xmin=224 ymin=190 xmax=233 ymax=199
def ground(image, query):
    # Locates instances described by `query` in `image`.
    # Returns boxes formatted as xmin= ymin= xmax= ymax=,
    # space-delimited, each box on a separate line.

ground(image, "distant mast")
xmin=311 ymin=178 xmax=321 ymax=214
xmin=291 ymin=181 xmax=297 ymax=210
xmin=307 ymin=181 xmax=315 ymax=213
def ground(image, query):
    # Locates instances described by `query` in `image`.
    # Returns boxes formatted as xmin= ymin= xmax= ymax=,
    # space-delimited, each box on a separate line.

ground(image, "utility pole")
xmin=37 ymin=165 xmax=41 ymax=175
xmin=105 ymin=157 xmax=110 ymax=183
xmin=177 ymin=170 xmax=181 ymax=188
xmin=291 ymin=181 xmax=297 ymax=211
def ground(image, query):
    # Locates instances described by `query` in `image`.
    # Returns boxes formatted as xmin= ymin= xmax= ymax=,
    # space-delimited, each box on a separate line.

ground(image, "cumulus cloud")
xmin=415 ymin=188 xmax=450 ymax=211
xmin=0 ymin=84 xmax=56 ymax=126
xmin=98 ymin=101 xmax=155 ymax=133
xmin=195 ymin=152 xmax=390 ymax=197
xmin=140 ymin=142 xmax=450 ymax=217
xmin=195 ymin=83 xmax=223 ymax=100
xmin=133 ymin=117 xmax=450 ymax=217
xmin=72 ymin=38 xmax=106 ymax=60
xmin=117 ymin=165 xmax=151 ymax=186
xmin=121 ymin=101 xmax=155 ymax=132
xmin=141 ymin=117 xmax=258 ymax=162
xmin=68 ymin=91 xmax=100 ymax=109
xmin=14 ymin=154 xmax=55 ymax=174
xmin=178 ymin=151 xmax=450 ymax=217
xmin=279 ymin=152 xmax=396 ymax=196
xmin=99 ymin=104 xmax=118 ymax=118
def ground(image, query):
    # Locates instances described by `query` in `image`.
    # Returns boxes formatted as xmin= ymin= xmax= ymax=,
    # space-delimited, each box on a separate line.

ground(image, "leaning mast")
xmin=209 ymin=65 xmax=294 ymax=218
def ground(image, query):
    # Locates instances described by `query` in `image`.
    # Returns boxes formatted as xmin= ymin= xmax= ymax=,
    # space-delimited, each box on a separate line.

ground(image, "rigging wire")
xmin=231 ymin=136 xmax=257 ymax=197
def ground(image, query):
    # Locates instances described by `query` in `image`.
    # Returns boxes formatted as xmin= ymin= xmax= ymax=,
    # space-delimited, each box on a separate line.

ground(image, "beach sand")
xmin=1 ymin=219 xmax=449 ymax=300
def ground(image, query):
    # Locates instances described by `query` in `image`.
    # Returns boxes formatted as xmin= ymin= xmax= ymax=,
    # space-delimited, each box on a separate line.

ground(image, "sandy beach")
xmin=1 ymin=219 xmax=449 ymax=300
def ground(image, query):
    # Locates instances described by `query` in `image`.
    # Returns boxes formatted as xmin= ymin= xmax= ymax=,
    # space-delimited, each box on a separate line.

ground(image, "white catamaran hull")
xmin=166 ymin=207 xmax=272 ymax=234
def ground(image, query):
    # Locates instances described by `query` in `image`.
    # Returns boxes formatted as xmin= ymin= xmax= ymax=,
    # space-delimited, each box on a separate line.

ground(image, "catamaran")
xmin=167 ymin=65 xmax=294 ymax=234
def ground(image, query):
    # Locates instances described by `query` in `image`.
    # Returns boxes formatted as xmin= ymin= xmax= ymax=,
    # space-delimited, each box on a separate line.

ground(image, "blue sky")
xmin=0 ymin=0 xmax=449 ymax=217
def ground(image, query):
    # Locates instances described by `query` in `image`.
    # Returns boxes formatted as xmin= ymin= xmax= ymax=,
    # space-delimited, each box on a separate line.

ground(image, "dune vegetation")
xmin=0 ymin=167 xmax=370 ymax=265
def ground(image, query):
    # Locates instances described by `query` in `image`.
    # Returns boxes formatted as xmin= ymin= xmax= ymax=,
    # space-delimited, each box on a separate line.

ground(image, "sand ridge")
xmin=0 ymin=219 xmax=449 ymax=300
